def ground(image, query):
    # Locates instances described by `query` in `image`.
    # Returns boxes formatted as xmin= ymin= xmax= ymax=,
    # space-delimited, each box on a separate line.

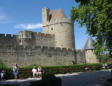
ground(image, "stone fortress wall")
xmin=18 ymin=31 xmax=55 ymax=47
xmin=0 ymin=31 xmax=55 ymax=47
xmin=0 ymin=31 xmax=84 ymax=66
xmin=0 ymin=34 xmax=18 ymax=47
xmin=0 ymin=8 xmax=98 ymax=67
xmin=0 ymin=32 xmax=85 ymax=67
xmin=0 ymin=45 xmax=76 ymax=67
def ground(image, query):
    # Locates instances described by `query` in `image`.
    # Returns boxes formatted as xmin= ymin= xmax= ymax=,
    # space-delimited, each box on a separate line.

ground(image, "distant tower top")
xmin=49 ymin=8 xmax=67 ymax=21
xmin=18 ymin=31 xmax=32 ymax=39
xmin=83 ymin=37 xmax=95 ymax=50
xmin=42 ymin=8 xmax=50 ymax=26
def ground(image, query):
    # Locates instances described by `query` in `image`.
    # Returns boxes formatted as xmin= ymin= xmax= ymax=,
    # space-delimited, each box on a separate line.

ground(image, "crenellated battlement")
xmin=37 ymin=32 xmax=54 ymax=37
xmin=0 ymin=44 xmax=75 ymax=53
xmin=0 ymin=34 xmax=18 ymax=39
xmin=13 ymin=35 xmax=18 ymax=38
xmin=39 ymin=46 xmax=74 ymax=52
xmin=18 ymin=31 xmax=55 ymax=39
xmin=12 ymin=44 xmax=74 ymax=52
xmin=0 ymin=34 xmax=5 ymax=38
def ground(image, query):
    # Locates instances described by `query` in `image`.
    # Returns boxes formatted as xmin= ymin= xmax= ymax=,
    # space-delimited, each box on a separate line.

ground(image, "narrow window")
xmin=51 ymin=28 xmax=53 ymax=30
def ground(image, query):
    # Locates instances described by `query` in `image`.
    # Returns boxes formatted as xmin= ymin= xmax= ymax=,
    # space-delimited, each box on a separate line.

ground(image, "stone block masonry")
xmin=0 ymin=7 xmax=98 ymax=67
xmin=0 ymin=46 xmax=75 ymax=67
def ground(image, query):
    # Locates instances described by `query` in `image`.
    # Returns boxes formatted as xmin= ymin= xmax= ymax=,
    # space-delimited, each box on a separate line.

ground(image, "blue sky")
xmin=0 ymin=0 xmax=88 ymax=49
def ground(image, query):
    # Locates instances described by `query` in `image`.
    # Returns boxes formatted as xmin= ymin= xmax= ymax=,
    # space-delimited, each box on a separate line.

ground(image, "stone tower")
xmin=18 ymin=31 xmax=37 ymax=46
xmin=84 ymin=37 xmax=99 ymax=63
xmin=42 ymin=8 xmax=75 ymax=49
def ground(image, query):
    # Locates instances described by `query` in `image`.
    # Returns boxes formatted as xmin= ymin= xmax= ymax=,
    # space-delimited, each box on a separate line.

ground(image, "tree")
xmin=71 ymin=0 xmax=112 ymax=58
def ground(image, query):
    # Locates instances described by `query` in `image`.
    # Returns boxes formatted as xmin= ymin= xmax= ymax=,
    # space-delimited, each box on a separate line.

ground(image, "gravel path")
xmin=56 ymin=70 xmax=111 ymax=86
xmin=0 ymin=78 xmax=41 ymax=86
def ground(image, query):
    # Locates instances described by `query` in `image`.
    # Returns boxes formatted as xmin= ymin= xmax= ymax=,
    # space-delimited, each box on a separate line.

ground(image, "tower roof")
xmin=83 ymin=37 xmax=95 ymax=50
xmin=49 ymin=8 xmax=67 ymax=21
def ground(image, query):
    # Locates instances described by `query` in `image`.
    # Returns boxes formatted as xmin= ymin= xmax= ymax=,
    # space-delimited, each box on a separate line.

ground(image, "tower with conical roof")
xmin=84 ymin=37 xmax=99 ymax=63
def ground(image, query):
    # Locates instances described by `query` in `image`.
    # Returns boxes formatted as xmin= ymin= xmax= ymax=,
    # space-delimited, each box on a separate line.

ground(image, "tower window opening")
xmin=51 ymin=28 xmax=53 ymax=30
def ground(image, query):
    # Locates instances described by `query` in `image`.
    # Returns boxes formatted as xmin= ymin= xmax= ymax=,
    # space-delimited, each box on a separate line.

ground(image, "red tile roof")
xmin=49 ymin=8 xmax=66 ymax=21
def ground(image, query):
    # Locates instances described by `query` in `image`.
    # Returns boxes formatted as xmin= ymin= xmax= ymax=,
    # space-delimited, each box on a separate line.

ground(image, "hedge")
xmin=42 ymin=63 xmax=102 ymax=74
xmin=0 ymin=63 xmax=103 ymax=79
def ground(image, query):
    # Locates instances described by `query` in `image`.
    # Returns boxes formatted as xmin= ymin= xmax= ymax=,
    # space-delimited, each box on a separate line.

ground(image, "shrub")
xmin=0 ymin=59 xmax=8 ymax=70
xmin=0 ymin=63 xmax=102 ymax=79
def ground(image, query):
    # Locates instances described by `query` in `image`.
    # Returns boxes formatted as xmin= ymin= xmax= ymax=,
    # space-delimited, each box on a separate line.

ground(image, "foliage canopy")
xmin=71 ymin=0 xmax=112 ymax=58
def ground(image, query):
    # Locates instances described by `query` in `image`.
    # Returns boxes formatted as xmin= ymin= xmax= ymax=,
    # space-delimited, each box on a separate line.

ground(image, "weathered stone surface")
xmin=0 ymin=46 xmax=76 ymax=67
xmin=42 ymin=8 xmax=75 ymax=49
xmin=0 ymin=8 xmax=98 ymax=67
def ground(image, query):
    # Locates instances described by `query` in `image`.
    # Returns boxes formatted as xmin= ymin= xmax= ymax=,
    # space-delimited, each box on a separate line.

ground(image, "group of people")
xmin=32 ymin=66 xmax=42 ymax=78
xmin=102 ymin=63 xmax=109 ymax=69
xmin=0 ymin=64 xmax=42 ymax=80
xmin=0 ymin=64 xmax=19 ymax=80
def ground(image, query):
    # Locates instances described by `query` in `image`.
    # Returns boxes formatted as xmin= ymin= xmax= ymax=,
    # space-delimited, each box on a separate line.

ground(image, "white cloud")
xmin=14 ymin=23 xmax=42 ymax=29
xmin=0 ymin=16 xmax=7 ymax=20
xmin=0 ymin=8 xmax=9 ymax=24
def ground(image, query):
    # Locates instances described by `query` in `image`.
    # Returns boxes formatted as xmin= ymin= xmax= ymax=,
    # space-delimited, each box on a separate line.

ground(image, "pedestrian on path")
xmin=13 ymin=64 xmax=18 ymax=79
xmin=0 ymin=68 xmax=5 ymax=80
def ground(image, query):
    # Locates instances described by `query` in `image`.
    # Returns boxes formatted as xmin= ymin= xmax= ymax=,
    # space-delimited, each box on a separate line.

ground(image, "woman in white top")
xmin=32 ymin=66 xmax=37 ymax=77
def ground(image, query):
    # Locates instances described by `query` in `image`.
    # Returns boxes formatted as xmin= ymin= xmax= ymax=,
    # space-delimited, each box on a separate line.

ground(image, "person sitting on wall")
xmin=84 ymin=66 xmax=90 ymax=71
xmin=32 ymin=66 xmax=37 ymax=78
xmin=105 ymin=63 xmax=109 ymax=69
xmin=102 ymin=63 xmax=109 ymax=69
xmin=102 ymin=64 xmax=105 ymax=69
xmin=0 ymin=68 xmax=5 ymax=80
xmin=37 ymin=66 xmax=42 ymax=78
xmin=13 ymin=64 xmax=19 ymax=79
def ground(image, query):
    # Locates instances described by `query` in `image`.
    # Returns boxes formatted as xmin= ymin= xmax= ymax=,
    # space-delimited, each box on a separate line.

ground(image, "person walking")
xmin=0 ymin=68 xmax=5 ymax=80
xmin=13 ymin=64 xmax=18 ymax=79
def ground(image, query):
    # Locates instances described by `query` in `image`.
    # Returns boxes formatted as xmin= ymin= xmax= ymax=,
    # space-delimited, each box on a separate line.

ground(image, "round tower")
xmin=42 ymin=8 xmax=75 ymax=49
